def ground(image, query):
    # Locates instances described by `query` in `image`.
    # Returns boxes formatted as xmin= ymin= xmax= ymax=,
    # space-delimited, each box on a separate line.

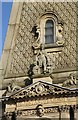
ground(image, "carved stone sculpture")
xmin=62 ymin=73 xmax=77 ymax=87
xmin=35 ymin=84 xmax=44 ymax=94
xmin=32 ymin=25 xmax=41 ymax=51
xmin=32 ymin=44 xmax=53 ymax=75
xmin=36 ymin=104 xmax=44 ymax=117
xmin=7 ymin=81 xmax=21 ymax=93
xmin=56 ymin=23 xmax=64 ymax=45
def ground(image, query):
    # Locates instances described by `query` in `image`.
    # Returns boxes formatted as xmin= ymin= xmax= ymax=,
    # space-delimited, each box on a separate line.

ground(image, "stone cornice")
xmin=6 ymin=81 xmax=78 ymax=100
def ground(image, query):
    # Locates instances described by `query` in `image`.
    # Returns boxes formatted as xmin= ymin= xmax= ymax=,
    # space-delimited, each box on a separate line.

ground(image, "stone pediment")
xmin=9 ymin=81 xmax=78 ymax=99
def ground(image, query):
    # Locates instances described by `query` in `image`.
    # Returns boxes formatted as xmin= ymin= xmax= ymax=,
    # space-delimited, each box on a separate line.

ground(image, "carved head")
xmin=36 ymin=104 xmax=44 ymax=117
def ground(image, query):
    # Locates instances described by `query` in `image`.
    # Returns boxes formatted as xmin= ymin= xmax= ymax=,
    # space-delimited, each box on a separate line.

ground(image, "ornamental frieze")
xmin=5 ymin=104 xmax=78 ymax=118
xmin=16 ymin=97 xmax=77 ymax=109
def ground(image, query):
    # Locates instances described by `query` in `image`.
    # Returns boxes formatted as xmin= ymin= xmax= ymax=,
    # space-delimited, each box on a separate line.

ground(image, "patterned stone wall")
xmin=5 ymin=2 xmax=77 ymax=77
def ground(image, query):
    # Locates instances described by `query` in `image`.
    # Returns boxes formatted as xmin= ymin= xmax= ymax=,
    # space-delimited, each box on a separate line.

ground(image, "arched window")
xmin=39 ymin=13 xmax=63 ymax=46
xmin=45 ymin=19 xmax=54 ymax=44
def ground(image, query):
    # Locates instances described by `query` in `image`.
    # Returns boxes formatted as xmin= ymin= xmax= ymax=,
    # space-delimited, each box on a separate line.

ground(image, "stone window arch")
xmin=39 ymin=13 xmax=57 ymax=45
xmin=45 ymin=19 xmax=54 ymax=44
xmin=36 ymin=12 xmax=64 ymax=47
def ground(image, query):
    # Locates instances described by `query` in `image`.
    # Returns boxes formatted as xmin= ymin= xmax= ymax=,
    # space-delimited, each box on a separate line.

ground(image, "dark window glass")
xmin=45 ymin=20 xmax=54 ymax=44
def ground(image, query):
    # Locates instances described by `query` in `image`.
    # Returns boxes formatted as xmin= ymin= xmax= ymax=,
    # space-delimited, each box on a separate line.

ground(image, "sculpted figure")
xmin=7 ymin=81 xmax=21 ymax=93
xmin=62 ymin=73 xmax=77 ymax=87
xmin=32 ymin=44 xmax=53 ymax=75
xmin=38 ymin=49 xmax=47 ymax=73
xmin=32 ymin=24 xmax=53 ymax=75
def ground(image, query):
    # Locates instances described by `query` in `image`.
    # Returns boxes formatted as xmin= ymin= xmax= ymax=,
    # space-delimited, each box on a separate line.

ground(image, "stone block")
xmin=33 ymin=76 xmax=52 ymax=84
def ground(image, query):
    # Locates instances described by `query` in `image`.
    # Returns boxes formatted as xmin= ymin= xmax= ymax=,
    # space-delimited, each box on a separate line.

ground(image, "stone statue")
xmin=37 ymin=45 xmax=47 ymax=73
xmin=32 ymin=44 xmax=53 ymax=75
xmin=62 ymin=73 xmax=77 ymax=87
xmin=32 ymin=23 xmax=53 ymax=75
xmin=7 ymin=81 xmax=21 ymax=93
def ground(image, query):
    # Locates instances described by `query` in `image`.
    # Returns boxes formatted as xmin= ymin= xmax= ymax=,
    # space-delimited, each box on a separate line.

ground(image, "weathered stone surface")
xmin=2 ymin=2 xmax=77 ymax=78
xmin=1 ymin=2 xmax=78 ymax=120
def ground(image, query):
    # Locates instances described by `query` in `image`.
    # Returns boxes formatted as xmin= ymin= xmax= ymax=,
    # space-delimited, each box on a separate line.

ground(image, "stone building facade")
xmin=0 ymin=1 xmax=78 ymax=120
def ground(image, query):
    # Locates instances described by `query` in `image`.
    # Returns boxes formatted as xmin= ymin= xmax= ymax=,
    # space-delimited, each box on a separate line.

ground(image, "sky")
xmin=0 ymin=2 xmax=13 ymax=58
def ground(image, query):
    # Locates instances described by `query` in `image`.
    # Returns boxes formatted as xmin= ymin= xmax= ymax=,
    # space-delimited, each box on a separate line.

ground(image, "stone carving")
xmin=2 ymin=112 xmax=10 ymax=120
xmin=62 ymin=73 xmax=77 ymax=87
xmin=36 ymin=104 xmax=44 ymax=117
xmin=32 ymin=44 xmax=53 ymax=75
xmin=7 ymin=81 xmax=21 ymax=93
xmin=35 ymin=84 xmax=44 ymax=94
xmin=9 ymin=81 xmax=77 ymax=99
xmin=45 ymin=105 xmax=78 ymax=114
xmin=31 ymin=25 xmax=40 ymax=49
xmin=5 ymin=104 xmax=78 ymax=118
xmin=45 ymin=107 xmax=58 ymax=114
xmin=56 ymin=23 xmax=64 ymax=45
xmin=17 ymin=109 xmax=36 ymax=117
xmin=6 ymin=2 xmax=77 ymax=77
